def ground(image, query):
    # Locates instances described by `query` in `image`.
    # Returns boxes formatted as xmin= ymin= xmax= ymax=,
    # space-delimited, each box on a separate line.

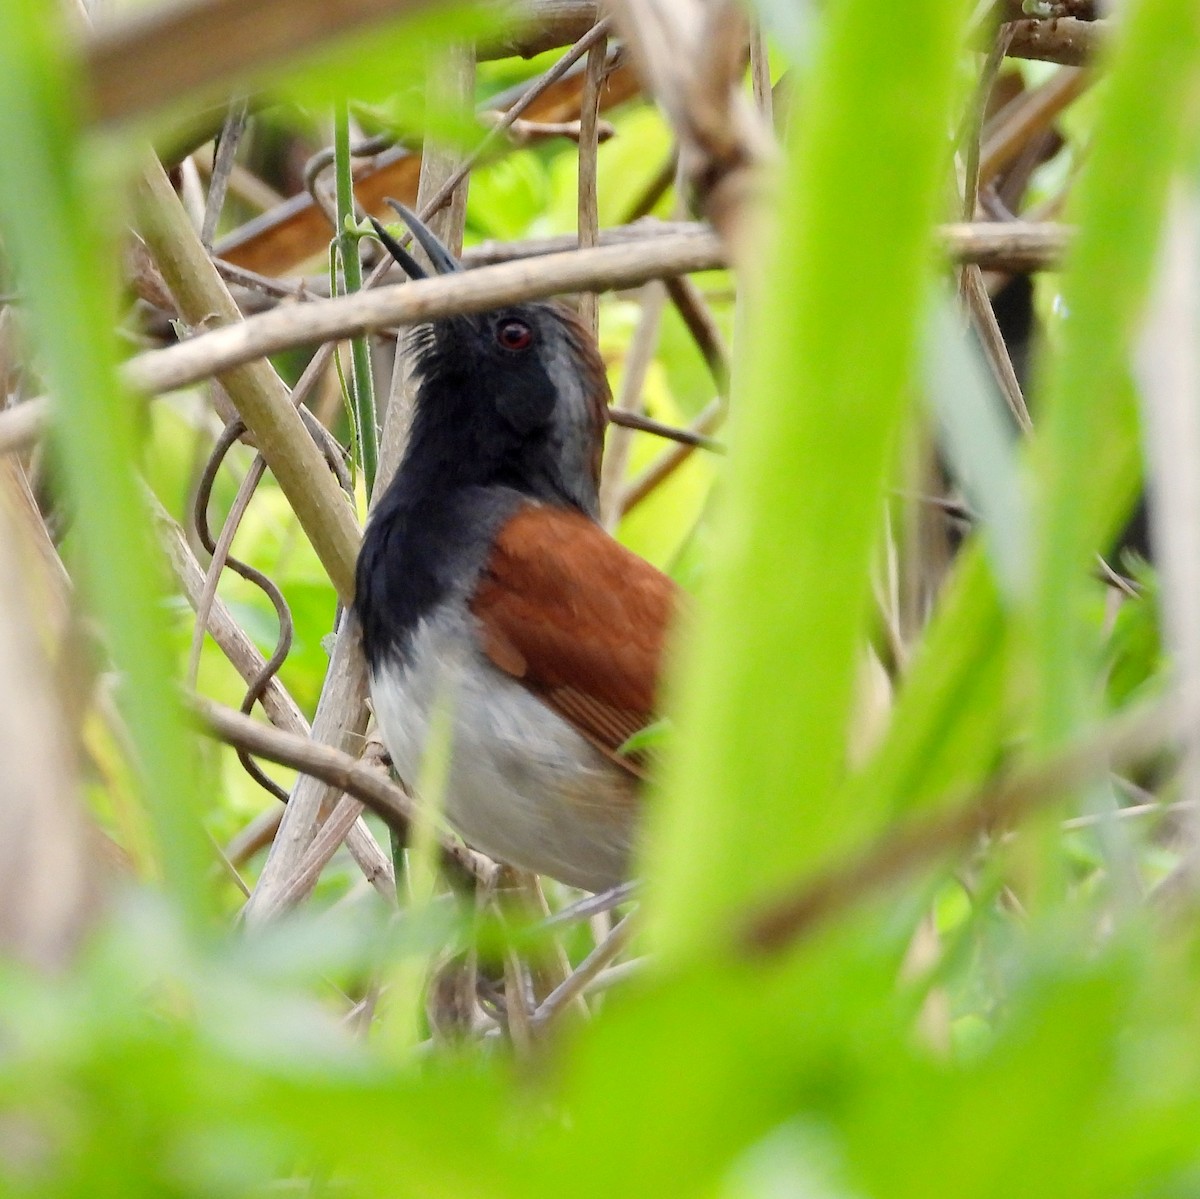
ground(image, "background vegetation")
xmin=2 ymin=0 xmax=1199 ymax=1194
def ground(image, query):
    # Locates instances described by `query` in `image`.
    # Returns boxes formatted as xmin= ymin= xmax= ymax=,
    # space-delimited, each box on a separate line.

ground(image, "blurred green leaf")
xmin=618 ymin=718 xmax=673 ymax=757
xmin=924 ymin=296 xmax=1030 ymax=599
xmin=842 ymin=545 xmax=1009 ymax=824
xmin=0 ymin=0 xmax=209 ymax=921
xmin=1029 ymin=0 xmax=1200 ymax=750
xmin=3 ymin=3 xmax=1200 ymax=1199
xmin=644 ymin=0 xmax=975 ymax=957
xmin=466 ymin=151 xmax=552 ymax=241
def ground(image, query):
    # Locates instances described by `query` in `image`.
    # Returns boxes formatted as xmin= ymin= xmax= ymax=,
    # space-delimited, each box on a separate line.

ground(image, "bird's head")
xmin=370 ymin=201 xmax=610 ymax=517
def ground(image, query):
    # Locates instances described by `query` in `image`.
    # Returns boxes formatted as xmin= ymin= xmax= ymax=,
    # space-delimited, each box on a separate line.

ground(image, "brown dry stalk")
xmin=607 ymin=0 xmax=770 ymax=255
xmin=1005 ymin=16 xmax=1107 ymax=67
xmin=134 ymin=156 xmax=362 ymax=603
xmin=135 ymin=229 xmax=727 ymax=397
xmin=576 ymin=30 xmax=606 ymax=336
xmin=980 ymin=67 xmax=1090 ymax=188
xmin=0 ymin=221 xmax=1073 ymax=460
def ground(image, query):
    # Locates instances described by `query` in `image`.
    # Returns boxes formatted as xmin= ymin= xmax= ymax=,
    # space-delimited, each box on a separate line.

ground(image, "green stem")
xmin=333 ymin=100 xmax=378 ymax=497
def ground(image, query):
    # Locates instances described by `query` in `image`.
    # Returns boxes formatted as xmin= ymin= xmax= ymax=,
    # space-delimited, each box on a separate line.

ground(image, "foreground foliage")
xmin=2 ymin=0 xmax=1200 ymax=1195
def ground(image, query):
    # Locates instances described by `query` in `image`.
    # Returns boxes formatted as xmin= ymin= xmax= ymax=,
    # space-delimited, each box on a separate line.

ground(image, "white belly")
xmin=368 ymin=608 xmax=636 ymax=891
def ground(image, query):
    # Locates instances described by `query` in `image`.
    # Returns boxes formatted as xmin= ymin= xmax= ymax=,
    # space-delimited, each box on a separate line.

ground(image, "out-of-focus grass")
xmin=2 ymin=1 xmax=1200 ymax=1198
xmin=644 ymin=0 xmax=976 ymax=956
xmin=0 ymin=0 xmax=210 ymax=919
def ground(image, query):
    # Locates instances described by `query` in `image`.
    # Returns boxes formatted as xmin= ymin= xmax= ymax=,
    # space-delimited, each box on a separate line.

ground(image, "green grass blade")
xmin=925 ymin=296 xmax=1030 ymax=600
xmin=1030 ymin=0 xmax=1200 ymax=750
xmin=643 ymin=0 xmax=972 ymax=957
xmin=333 ymin=100 xmax=379 ymax=497
xmin=840 ymin=545 xmax=1008 ymax=826
xmin=0 ymin=0 xmax=209 ymax=922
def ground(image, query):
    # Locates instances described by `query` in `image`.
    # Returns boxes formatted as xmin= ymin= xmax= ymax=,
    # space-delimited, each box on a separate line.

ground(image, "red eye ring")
xmin=496 ymin=318 xmax=533 ymax=352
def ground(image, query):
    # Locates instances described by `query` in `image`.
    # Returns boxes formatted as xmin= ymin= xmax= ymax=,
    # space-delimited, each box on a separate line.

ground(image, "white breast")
xmin=368 ymin=604 xmax=636 ymax=891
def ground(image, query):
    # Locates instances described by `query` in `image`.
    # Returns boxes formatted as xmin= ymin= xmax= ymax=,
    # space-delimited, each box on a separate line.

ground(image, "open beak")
xmin=368 ymin=197 xmax=462 ymax=280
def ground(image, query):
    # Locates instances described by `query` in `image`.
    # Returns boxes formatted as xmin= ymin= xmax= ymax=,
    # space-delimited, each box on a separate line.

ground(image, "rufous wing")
xmin=468 ymin=504 xmax=677 ymax=778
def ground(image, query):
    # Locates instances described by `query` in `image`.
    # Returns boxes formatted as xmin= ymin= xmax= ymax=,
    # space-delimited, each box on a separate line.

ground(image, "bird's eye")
xmin=495 ymin=318 xmax=533 ymax=352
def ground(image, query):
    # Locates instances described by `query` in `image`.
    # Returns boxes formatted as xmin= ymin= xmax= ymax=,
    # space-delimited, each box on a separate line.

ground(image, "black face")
xmin=367 ymin=204 xmax=599 ymax=461
xmin=408 ymin=305 xmax=562 ymax=443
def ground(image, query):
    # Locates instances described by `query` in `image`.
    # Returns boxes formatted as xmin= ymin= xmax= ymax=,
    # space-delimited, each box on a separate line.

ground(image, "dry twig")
xmin=0 ymin=223 xmax=1076 ymax=460
xmin=194 ymin=696 xmax=493 ymax=888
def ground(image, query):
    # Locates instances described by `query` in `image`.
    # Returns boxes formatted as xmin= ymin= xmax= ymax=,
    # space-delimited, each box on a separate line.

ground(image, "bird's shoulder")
xmin=468 ymin=502 xmax=678 ymax=775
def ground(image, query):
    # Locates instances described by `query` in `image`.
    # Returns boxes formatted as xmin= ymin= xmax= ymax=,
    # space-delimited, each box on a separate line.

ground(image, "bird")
xmin=354 ymin=201 xmax=678 ymax=892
